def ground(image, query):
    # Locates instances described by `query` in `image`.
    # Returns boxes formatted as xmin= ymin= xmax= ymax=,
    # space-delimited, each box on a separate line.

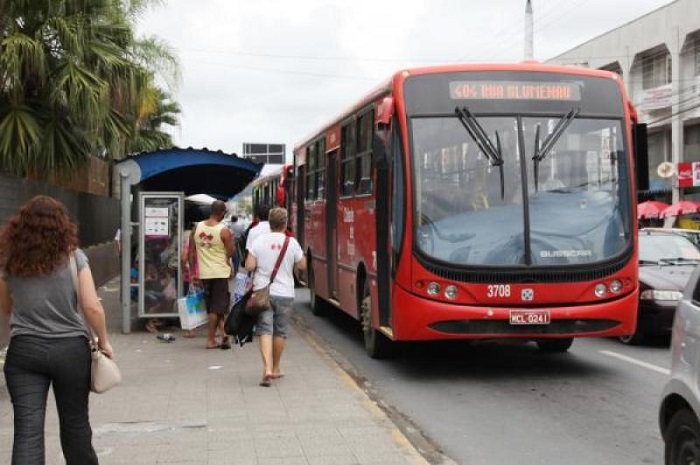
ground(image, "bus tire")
xmin=536 ymin=338 xmax=573 ymax=353
xmin=360 ymin=279 xmax=393 ymax=359
xmin=308 ymin=262 xmax=325 ymax=316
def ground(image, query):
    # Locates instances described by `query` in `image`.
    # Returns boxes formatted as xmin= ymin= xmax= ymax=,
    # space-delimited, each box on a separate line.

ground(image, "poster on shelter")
xmin=145 ymin=207 xmax=170 ymax=238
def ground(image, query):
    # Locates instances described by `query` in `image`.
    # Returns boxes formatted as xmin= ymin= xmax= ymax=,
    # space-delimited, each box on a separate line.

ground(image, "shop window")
xmin=642 ymin=51 xmax=672 ymax=89
xmin=685 ymin=125 xmax=700 ymax=163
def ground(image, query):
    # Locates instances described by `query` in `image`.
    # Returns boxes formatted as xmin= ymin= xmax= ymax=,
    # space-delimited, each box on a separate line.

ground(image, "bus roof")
xmin=293 ymin=61 xmax=623 ymax=153
xmin=250 ymin=163 xmax=291 ymax=188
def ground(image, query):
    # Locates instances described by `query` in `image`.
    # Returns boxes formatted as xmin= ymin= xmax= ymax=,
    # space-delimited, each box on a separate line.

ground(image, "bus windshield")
xmin=411 ymin=114 xmax=631 ymax=267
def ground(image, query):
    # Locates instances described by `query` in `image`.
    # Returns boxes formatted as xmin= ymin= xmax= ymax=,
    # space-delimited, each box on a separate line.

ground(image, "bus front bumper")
xmin=390 ymin=284 xmax=638 ymax=341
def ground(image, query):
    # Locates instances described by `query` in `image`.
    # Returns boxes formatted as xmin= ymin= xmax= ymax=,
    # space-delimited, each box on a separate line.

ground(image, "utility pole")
xmin=525 ymin=0 xmax=534 ymax=60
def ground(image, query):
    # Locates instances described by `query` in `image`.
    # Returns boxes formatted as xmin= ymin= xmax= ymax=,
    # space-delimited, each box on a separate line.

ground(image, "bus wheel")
xmin=308 ymin=264 xmax=325 ymax=316
xmin=536 ymin=338 xmax=573 ymax=353
xmin=360 ymin=279 xmax=392 ymax=359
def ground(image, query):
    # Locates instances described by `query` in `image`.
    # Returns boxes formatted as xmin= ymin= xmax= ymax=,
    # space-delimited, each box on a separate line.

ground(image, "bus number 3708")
xmin=487 ymin=285 xmax=511 ymax=298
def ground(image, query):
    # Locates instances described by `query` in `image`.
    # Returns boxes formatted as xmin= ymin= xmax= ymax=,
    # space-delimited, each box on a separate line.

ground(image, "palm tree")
xmin=0 ymin=0 xmax=180 ymax=178
xmin=130 ymin=87 xmax=181 ymax=153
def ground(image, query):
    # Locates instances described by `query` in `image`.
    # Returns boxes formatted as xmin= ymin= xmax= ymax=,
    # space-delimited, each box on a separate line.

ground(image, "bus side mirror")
xmin=632 ymin=123 xmax=649 ymax=192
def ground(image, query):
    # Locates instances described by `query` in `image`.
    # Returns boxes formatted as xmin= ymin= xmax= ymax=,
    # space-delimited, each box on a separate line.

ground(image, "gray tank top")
xmin=6 ymin=249 xmax=90 ymax=339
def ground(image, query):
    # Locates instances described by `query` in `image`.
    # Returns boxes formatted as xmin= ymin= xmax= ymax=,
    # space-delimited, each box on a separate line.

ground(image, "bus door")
xmin=296 ymin=165 xmax=306 ymax=247
xmin=374 ymin=110 xmax=394 ymax=329
xmin=326 ymin=149 xmax=339 ymax=299
xmin=284 ymin=166 xmax=294 ymax=214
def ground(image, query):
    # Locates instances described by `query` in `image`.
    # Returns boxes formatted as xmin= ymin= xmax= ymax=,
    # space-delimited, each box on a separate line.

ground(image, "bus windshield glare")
xmin=411 ymin=112 xmax=630 ymax=267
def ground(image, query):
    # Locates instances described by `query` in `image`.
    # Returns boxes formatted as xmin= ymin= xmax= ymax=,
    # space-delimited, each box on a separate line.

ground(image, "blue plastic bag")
xmin=177 ymin=289 xmax=208 ymax=330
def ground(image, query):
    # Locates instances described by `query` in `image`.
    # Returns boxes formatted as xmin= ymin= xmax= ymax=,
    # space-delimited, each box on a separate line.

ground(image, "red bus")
xmin=251 ymin=164 xmax=294 ymax=213
xmin=293 ymin=62 xmax=647 ymax=358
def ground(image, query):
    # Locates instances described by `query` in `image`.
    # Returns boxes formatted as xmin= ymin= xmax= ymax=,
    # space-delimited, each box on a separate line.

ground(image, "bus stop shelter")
xmin=116 ymin=148 xmax=262 ymax=333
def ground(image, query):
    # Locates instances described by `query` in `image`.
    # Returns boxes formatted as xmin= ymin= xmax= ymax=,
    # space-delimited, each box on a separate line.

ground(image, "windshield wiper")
xmin=455 ymin=106 xmax=505 ymax=199
xmin=532 ymin=107 xmax=580 ymax=193
xmin=658 ymin=257 xmax=700 ymax=265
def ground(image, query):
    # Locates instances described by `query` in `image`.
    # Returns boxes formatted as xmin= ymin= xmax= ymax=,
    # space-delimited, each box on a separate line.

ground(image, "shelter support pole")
xmin=120 ymin=172 xmax=132 ymax=334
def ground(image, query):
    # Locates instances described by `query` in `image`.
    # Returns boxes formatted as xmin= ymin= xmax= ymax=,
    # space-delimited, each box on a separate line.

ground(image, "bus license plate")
xmin=509 ymin=310 xmax=550 ymax=325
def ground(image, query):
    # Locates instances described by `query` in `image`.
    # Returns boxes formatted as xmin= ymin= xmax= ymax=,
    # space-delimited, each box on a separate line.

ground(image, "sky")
xmin=138 ymin=0 xmax=676 ymax=163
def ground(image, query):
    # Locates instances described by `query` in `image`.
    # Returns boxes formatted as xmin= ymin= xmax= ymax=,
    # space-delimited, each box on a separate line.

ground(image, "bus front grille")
xmin=418 ymin=247 xmax=633 ymax=285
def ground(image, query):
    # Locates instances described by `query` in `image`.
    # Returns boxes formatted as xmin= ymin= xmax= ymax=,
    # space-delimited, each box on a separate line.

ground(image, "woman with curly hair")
xmin=0 ymin=195 xmax=113 ymax=465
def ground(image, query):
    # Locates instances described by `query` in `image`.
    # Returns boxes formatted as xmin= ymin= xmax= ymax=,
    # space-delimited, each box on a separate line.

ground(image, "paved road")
xmin=294 ymin=289 xmax=669 ymax=465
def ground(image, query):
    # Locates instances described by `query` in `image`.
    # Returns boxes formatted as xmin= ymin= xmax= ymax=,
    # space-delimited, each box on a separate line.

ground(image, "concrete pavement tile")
xmin=95 ymin=445 xmax=165 ymax=464
xmin=358 ymin=454 xmax=422 ymax=465
xmin=207 ymin=439 xmax=256 ymax=454
xmin=208 ymin=450 xmax=258 ymax=464
xmin=300 ymin=442 xmax=353 ymax=457
xmin=247 ymin=410 xmax=290 ymax=424
xmin=249 ymin=422 xmax=296 ymax=433
xmin=285 ymin=408 xmax=332 ymax=423
xmin=253 ymin=435 xmax=302 ymax=449
xmin=346 ymin=439 xmax=408 ymax=457
xmin=292 ymin=425 xmax=344 ymax=439
xmin=307 ymin=456 xmax=362 ymax=465
xmin=254 ymin=441 xmax=305 ymax=459
xmin=156 ymin=444 xmax=208 ymax=462
xmin=258 ymin=458 xmax=310 ymax=465
xmin=298 ymin=434 xmax=348 ymax=448
xmin=206 ymin=426 xmax=254 ymax=441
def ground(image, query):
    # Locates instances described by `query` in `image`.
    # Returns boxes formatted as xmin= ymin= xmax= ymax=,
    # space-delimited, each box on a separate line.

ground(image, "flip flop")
xmin=270 ymin=373 xmax=285 ymax=379
xmin=259 ymin=376 xmax=272 ymax=387
xmin=206 ymin=343 xmax=221 ymax=349
xmin=220 ymin=341 xmax=231 ymax=350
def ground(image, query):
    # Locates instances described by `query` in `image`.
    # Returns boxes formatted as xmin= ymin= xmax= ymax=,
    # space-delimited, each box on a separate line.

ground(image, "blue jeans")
xmin=3 ymin=335 xmax=98 ymax=465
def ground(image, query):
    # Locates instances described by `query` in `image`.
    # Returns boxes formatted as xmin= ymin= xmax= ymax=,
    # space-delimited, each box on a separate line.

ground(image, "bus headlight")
xmin=427 ymin=282 xmax=441 ymax=296
xmin=594 ymin=284 xmax=607 ymax=297
xmin=444 ymin=285 xmax=458 ymax=300
xmin=609 ymin=280 xmax=623 ymax=293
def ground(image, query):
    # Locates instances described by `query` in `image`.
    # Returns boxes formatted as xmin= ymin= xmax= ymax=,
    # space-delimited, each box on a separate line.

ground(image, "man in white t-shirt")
xmin=245 ymin=204 xmax=271 ymax=253
xmin=245 ymin=207 xmax=306 ymax=387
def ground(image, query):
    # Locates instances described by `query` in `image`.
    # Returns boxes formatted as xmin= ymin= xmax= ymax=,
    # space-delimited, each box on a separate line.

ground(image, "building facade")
xmin=242 ymin=142 xmax=286 ymax=165
xmin=548 ymin=0 xmax=700 ymax=204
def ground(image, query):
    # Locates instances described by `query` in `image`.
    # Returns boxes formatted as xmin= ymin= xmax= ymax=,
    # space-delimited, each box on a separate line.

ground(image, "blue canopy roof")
xmin=117 ymin=147 xmax=262 ymax=198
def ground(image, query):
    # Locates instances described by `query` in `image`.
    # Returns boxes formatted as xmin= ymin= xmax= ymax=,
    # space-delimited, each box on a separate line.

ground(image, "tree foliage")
xmin=0 ymin=0 xmax=180 ymax=177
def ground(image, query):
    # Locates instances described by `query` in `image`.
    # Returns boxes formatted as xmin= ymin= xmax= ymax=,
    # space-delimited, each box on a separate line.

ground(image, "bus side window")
xmin=341 ymin=120 xmax=357 ymax=196
xmin=356 ymin=110 xmax=374 ymax=195
xmin=357 ymin=177 xmax=373 ymax=195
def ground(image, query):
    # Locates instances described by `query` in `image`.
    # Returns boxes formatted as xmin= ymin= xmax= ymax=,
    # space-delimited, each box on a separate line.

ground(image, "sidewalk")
xmin=0 ymin=278 xmax=429 ymax=465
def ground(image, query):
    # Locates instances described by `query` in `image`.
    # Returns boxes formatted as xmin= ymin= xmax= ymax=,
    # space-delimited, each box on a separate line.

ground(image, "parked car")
xmin=659 ymin=264 xmax=700 ymax=464
xmin=620 ymin=229 xmax=700 ymax=344
xmin=642 ymin=227 xmax=700 ymax=249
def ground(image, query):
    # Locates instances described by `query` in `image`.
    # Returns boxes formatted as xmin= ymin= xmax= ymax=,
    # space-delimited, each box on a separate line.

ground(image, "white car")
xmin=659 ymin=264 xmax=700 ymax=463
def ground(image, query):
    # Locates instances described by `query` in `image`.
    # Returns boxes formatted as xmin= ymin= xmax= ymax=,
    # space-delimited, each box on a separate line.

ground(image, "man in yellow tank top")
xmin=189 ymin=200 xmax=235 ymax=349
